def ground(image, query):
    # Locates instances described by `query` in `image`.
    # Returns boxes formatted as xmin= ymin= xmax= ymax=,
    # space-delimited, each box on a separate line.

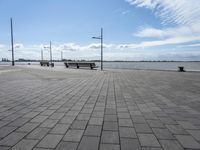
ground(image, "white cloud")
xmin=14 ymin=43 xmax=24 ymax=49
xmin=126 ymin=0 xmax=200 ymax=48
xmin=126 ymin=0 xmax=200 ymax=25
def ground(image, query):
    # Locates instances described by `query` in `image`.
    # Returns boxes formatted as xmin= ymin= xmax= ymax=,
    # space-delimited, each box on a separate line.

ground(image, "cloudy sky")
xmin=0 ymin=0 xmax=200 ymax=61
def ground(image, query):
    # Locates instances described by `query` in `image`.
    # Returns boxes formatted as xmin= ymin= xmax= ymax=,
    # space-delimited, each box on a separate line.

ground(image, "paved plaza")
xmin=0 ymin=66 xmax=200 ymax=150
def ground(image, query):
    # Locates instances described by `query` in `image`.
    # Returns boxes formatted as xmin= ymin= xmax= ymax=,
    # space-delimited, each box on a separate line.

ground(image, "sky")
xmin=0 ymin=0 xmax=200 ymax=61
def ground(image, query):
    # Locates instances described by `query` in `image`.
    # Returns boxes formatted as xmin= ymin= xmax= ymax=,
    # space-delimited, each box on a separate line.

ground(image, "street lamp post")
xmin=50 ymin=41 xmax=52 ymax=64
xmin=41 ymin=49 xmax=43 ymax=61
xmin=61 ymin=51 xmax=63 ymax=61
xmin=10 ymin=18 xmax=15 ymax=66
xmin=44 ymin=41 xmax=53 ymax=63
xmin=92 ymin=28 xmax=103 ymax=71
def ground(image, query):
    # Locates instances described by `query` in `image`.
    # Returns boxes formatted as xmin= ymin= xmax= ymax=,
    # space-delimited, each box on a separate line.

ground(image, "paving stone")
xmin=119 ymin=127 xmax=137 ymax=138
xmin=152 ymin=128 xmax=175 ymax=140
xmin=103 ymin=121 xmax=118 ymax=131
xmin=63 ymin=129 xmax=84 ymax=142
xmin=12 ymin=139 xmax=38 ymax=150
xmin=159 ymin=140 xmax=184 ymax=150
xmin=84 ymin=125 xmax=102 ymax=136
xmin=23 ymin=112 xmax=40 ymax=118
xmin=104 ymin=115 xmax=118 ymax=122
xmin=175 ymin=135 xmax=200 ymax=149
xmin=0 ymin=126 xmax=17 ymax=138
xmin=142 ymin=148 xmax=162 ymax=150
xmin=40 ymin=119 xmax=58 ymax=128
xmin=31 ymin=116 xmax=48 ymax=123
xmin=0 ymin=146 xmax=10 ymax=150
xmin=99 ymin=144 xmax=120 ymax=150
xmin=49 ymin=113 xmax=65 ymax=120
xmin=101 ymin=131 xmax=119 ymax=144
xmin=78 ymin=136 xmax=100 ymax=150
xmin=50 ymin=124 xmax=70 ymax=134
xmin=60 ymin=116 xmax=76 ymax=124
xmin=121 ymin=138 xmax=141 ymax=150
xmin=56 ymin=141 xmax=78 ymax=150
xmin=89 ymin=117 xmax=103 ymax=125
xmin=0 ymin=132 xmax=26 ymax=146
xmin=17 ymin=122 xmax=39 ymax=132
xmin=166 ymin=125 xmax=188 ymax=135
xmin=147 ymin=120 xmax=164 ymax=128
xmin=134 ymin=123 xmax=152 ymax=133
xmin=177 ymin=121 xmax=198 ymax=129
xmin=187 ymin=130 xmax=200 ymax=141
xmin=138 ymin=134 xmax=160 ymax=147
xmin=8 ymin=118 xmax=30 ymax=127
xmin=132 ymin=116 xmax=146 ymax=123
xmin=70 ymin=120 xmax=87 ymax=129
xmin=26 ymin=127 xmax=50 ymax=140
xmin=37 ymin=134 xmax=63 ymax=149
xmin=118 ymin=119 xmax=133 ymax=127
xmin=76 ymin=114 xmax=91 ymax=121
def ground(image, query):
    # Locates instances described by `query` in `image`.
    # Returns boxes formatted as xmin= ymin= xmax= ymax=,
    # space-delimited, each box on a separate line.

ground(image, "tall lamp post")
xmin=10 ymin=18 xmax=15 ymax=66
xmin=92 ymin=28 xmax=103 ymax=70
xmin=44 ymin=41 xmax=52 ymax=64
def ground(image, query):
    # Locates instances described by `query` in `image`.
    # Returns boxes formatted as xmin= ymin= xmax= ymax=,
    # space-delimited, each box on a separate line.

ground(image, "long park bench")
xmin=64 ymin=62 xmax=97 ymax=69
xmin=40 ymin=61 xmax=54 ymax=67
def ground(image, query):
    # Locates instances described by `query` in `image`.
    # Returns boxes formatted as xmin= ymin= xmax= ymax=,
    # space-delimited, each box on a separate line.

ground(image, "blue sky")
xmin=0 ymin=0 xmax=200 ymax=60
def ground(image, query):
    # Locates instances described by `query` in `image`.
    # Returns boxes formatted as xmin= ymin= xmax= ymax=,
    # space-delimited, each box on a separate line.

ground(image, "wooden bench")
xmin=40 ymin=61 xmax=54 ymax=67
xmin=64 ymin=62 xmax=97 ymax=69
xmin=178 ymin=66 xmax=185 ymax=72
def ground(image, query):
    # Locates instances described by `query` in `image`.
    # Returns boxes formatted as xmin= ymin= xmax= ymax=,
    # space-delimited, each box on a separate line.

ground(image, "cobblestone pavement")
xmin=0 ymin=66 xmax=200 ymax=150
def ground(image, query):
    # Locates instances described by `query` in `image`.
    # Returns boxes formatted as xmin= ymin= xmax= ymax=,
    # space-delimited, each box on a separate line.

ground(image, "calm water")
xmin=1 ymin=61 xmax=200 ymax=71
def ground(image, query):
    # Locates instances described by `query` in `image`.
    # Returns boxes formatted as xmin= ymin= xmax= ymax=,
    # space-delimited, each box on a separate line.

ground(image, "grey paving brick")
xmin=118 ymin=119 xmax=133 ymax=127
xmin=50 ymin=124 xmax=70 ymax=134
xmin=138 ymin=134 xmax=160 ymax=147
xmin=103 ymin=121 xmax=118 ymax=131
xmin=121 ymin=138 xmax=141 ymax=150
xmin=119 ymin=127 xmax=137 ymax=138
xmin=84 ymin=125 xmax=102 ymax=136
xmin=159 ymin=140 xmax=184 ymax=150
xmin=89 ymin=117 xmax=103 ymax=125
xmin=60 ymin=116 xmax=75 ymax=124
xmin=31 ymin=115 xmax=48 ymax=123
xmin=134 ymin=123 xmax=152 ymax=133
xmin=0 ymin=132 xmax=26 ymax=146
xmin=63 ymin=129 xmax=84 ymax=142
xmin=70 ymin=120 xmax=87 ymax=129
xmin=0 ymin=126 xmax=17 ymax=138
xmin=0 ymin=146 xmax=10 ymax=150
xmin=49 ymin=113 xmax=65 ymax=120
xmin=166 ymin=125 xmax=188 ymax=135
xmin=78 ymin=136 xmax=100 ymax=150
xmin=152 ymin=128 xmax=175 ymax=140
xmin=101 ymin=131 xmax=119 ymax=144
xmin=187 ymin=130 xmax=200 ymax=141
xmin=8 ymin=118 xmax=30 ymax=127
xmin=40 ymin=119 xmax=58 ymax=128
xmin=17 ymin=122 xmax=39 ymax=132
xmin=12 ymin=139 xmax=38 ymax=150
xmin=104 ymin=115 xmax=118 ymax=122
xmin=175 ymin=135 xmax=200 ymax=149
xmin=177 ymin=121 xmax=198 ymax=129
xmin=56 ymin=141 xmax=78 ymax=150
xmin=147 ymin=120 xmax=164 ymax=128
xmin=99 ymin=144 xmax=120 ymax=150
xmin=26 ymin=127 xmax=50 ymax=140
xmin=37 ymin=134 xmax=63 ymax=149
xmin=76 ymin=114 xmax=91 ymax=121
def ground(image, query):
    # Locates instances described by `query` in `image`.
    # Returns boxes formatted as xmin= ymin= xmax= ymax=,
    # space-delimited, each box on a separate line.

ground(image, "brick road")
xmin=0 ymin=66 xmax=200 ymax=150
